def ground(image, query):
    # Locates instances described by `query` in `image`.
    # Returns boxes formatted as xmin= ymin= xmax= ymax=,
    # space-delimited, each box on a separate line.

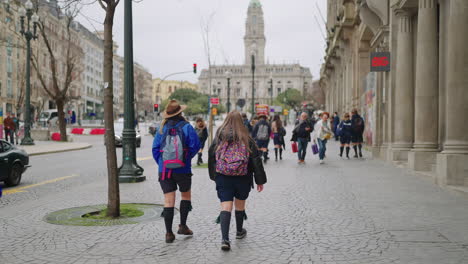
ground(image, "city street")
xmin=1 ymin=129 xmax=468 ymax=264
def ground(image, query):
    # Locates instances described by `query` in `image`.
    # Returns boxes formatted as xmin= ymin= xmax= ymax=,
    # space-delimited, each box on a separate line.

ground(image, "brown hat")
xmin=163 ymin=99 xmax=187 ymax=119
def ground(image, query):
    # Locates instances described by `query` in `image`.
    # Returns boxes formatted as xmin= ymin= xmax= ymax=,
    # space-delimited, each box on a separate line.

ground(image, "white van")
xmin=38 ymin=110 xmax=58 ymax=127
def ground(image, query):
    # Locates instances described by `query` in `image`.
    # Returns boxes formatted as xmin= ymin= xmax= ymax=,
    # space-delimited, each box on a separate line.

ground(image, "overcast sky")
xmin=77 ymin=0 xmax=327 ymax=83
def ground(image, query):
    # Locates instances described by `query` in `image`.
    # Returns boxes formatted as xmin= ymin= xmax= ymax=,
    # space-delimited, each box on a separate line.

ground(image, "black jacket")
xmin=208 ymin=138 xmax=267 ymax=186
xmin=252 ymin=119 xmax=271 ymax=140
xmin=291 ymin=119 xmax=314 ymax=142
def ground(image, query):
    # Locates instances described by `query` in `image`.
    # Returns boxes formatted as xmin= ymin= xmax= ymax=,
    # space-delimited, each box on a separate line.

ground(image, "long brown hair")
xmin=273 ymin=115 xmax=283 ymax=130
xmin=216 ymin=111 xmax=251 ymax=152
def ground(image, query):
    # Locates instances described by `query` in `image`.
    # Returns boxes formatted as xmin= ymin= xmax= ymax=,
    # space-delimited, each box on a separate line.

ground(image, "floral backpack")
xmin=216 ymin=141 xmax=250 ymax=176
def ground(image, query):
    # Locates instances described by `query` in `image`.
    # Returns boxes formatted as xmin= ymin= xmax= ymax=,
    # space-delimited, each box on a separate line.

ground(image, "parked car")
xmin=149 ymin=121 xmax=161 ymax=137
xmin=0 ymin=140 xmax=30 ymax=186
xmin=113 ymin=121 xmax=141 ymax=148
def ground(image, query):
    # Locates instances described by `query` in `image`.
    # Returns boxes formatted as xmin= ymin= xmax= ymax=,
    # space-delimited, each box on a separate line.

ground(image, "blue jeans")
xmin=317 ymin=139 xmax=327 ymax=160
xmin=297 ymin=138 xmax=308 ymax=160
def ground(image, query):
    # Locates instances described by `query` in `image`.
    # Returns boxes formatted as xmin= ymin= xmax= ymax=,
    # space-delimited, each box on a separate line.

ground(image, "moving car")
xmin=114 ymin=121 xmax=141 ymax=148
xmin=149 ymin=121 xmax=161 ymax=137
xmin=0 ymin=140 xmax=30 ymax=186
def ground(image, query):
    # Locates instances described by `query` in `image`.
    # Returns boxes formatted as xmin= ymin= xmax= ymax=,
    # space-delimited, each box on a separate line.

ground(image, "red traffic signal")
xmin=193 ymin=63 xmax=197 ymax=74
xmin=154 ymin=104 xmax=159 ymax=112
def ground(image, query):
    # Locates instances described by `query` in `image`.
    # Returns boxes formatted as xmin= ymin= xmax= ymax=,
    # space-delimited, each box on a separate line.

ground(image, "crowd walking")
xmin=151 ymin=100 xmax=365 ymax=250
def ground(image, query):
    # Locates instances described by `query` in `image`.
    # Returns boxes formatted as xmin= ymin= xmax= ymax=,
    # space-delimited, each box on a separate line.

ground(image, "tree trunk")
xmin=103 ymin=4 xmax=120 ymax=218
xmin=56 ymin=99 xmax=67 ymax=142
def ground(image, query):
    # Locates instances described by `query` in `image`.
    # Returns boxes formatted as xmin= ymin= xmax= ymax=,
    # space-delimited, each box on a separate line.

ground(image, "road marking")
xmin=3 ymin=175 xmax=79 ymax=195
xmin=137 ymin=156 xmax=153 ymax=161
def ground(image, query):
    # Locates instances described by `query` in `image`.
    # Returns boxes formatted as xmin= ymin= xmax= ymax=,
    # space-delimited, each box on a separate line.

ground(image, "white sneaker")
xmin=319 ymin=160 xmax=324 ymax=164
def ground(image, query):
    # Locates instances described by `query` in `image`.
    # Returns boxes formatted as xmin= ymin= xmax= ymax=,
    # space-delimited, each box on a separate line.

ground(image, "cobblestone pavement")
xmin=1 ymin=138 xmax=468 ymax=264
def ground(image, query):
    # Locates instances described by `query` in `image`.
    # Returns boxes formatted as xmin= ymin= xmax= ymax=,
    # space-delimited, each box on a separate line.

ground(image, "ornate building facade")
xmin=198 ymin=0 xmax=312 ymax=111
xmin=320 ymin=0 xmax=468 ymax=188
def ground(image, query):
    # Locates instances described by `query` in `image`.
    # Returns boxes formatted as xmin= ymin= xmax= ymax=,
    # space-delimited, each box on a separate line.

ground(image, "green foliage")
xmin=83 ymin=204 xmax=144 ymax=220
xmin=159 ymin=88 xmax=212 ymax=117
xmin=274 ymin=89 xmax=302 ymax=110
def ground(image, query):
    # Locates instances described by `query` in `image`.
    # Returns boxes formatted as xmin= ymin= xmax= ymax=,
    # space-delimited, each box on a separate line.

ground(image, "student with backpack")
xmin=351 ymin=109 xmax=365 ymax=158
xmin=271 ymin=115 xmax=286 ymax=161
xmin=208 ymin=111 xmax=267 ymax=251
xmin=337 ymin=113 xmax=353 ymax=159
xmin=252 ymin=114 xmax=271 ymax=162
xmin=152 ymin=100 xmax=200 ymax=243
xmin=291 ymin=112 xmax=313 ymax=164
xmin=194 ymin=118 xmax=208 ymax=165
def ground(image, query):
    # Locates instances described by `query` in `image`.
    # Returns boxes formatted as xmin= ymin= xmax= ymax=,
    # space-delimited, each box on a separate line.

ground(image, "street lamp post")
xmin=250 ymin=54 xmax=256 ymax=115
xmin=19 ymin=0 xmax=39 ymax=146
xmin=118 ymin=0 xmax=145 ymax=183
xmin=225 ymin=71 xmax=232 ymax=113
xmin=269 ymin=72 xmax=273 ymax=106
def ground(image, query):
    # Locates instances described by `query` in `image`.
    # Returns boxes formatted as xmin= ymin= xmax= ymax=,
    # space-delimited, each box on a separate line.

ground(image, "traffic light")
xmin=154 ymin=104 xmax=159 ymax=113
xmin=193 ymin=63 xmax=197 ymax=74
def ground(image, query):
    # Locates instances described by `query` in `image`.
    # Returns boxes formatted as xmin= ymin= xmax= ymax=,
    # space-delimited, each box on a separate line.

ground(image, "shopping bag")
xmin=312 ymin=143 xmax=319 ymax=155
xmin=291 ymin=142 xmax=298 ymax=153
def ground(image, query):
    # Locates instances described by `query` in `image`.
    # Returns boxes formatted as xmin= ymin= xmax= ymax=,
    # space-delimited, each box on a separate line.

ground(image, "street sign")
xmin=211 ymin=108 xmax=218 ymax=115
xmin=270 ymin=105 xmax=283 ymax=113
xmin=210 ymin=98 xmax=219 ymax=105
xmin=370 ymin=52 xmax=391 ymax=72
xmin=283 ymin=109 xmax=289 ymax=116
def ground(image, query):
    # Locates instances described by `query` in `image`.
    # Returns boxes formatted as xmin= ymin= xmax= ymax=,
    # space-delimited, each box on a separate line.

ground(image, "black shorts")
xmin=351 ymin=134 xmax=363 ymax=143
xmin=340 ymin=135 xmax=351 ymax=145
xmin=159 ymin=172 xmax=192 ymax=194
xmin=256 ymin=139 xmax=269 ymax=149
xmin=215 ymin=174 xmax=252 ymax=202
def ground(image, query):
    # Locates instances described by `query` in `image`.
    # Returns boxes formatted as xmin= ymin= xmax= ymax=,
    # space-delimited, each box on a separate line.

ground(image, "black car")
xmin=0 ymin=140 xmax=30 ymax=186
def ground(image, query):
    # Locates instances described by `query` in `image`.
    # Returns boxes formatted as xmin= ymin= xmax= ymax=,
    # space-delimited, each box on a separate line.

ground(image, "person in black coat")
xmin=291 ymin=112 xmax=314 ymax=164
xmin=251 ymin=115 xmax=272 ymax=162
xmin=351 ymin=109 xmax=365 ymax=158
xmin=194 ymin=118 xmax=209 ymax=165
xmin=337 ymin=113 xmax=353 ymax=158
xmin=208 ymin=111 xmax=267 ymax=251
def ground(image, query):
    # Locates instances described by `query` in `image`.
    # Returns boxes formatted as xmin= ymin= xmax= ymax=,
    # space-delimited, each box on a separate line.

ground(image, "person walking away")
xmin=313 ymin=112 xmax=332 ymax=164
xmin=332 ymin=112 xmax=340 ymax=141
xmin=252 ymin=114 xmax=271 ymax=162
xmin=12 ymin=113 xmax=20 ymax=145
xmin=337 ymin=113 xmax=353 ymax=159
xmin=351 ymin=109 xmax=365 ymax=158
xmin=242 ymin=113 xmax=253 ymax=134
xmin=152 ymin=100 xmax=200 ymax=243
xmin=291 ymin=112 xmax=313 ymax=164
xmin=208 ymin=111 xmax=267 ymax=251
xmin=3 ymin=113 xmax=16 ymax=144
xmin=194 ymin=118 xmax=208 ymax=165
xmin=271 ymin=115 xmax=286 ymax=161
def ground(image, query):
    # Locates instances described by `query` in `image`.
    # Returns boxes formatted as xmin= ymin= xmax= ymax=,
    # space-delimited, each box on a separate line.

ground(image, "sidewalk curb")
xmin=28 ymin=144 xmax=93 ymax=157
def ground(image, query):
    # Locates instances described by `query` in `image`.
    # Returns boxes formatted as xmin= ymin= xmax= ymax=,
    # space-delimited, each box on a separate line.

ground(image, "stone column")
xmin=437 ymin=0 xmax=468 ymax=186
xmin=409 ymin=0 xmax=439 ymax=171
xmin=391 ymin=9 xmax=414 ymax=161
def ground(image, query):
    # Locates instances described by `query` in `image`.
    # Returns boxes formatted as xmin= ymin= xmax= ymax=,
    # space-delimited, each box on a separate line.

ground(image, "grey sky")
xmin=77 ymin=0 xmax=327 ymax=83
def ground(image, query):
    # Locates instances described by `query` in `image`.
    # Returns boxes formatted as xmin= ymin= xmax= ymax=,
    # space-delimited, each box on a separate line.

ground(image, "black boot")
xmin=220 ymin=211 xmax=231 ymax=251
xmin=339 ymin=147 xmax=344 ymax=157
xmin=163 ymin=207 xmax=175 ymax=243
xmin=274 ymin=148 xmax=278 ymax=161
xmin=263 ymin=151 xmax=268 ymax=163
xmin=178 ymin=200 xmax=193 ymax=235
xmin=279 ymin=148 xmax=283 ymax=160
xmin=235 ymin=211 xmax=247 ymax=239
xmin=358 ymin=144 xmax=363 ymax=158
xmin=353 ymin=145 xmax=358 ymax=158
xmin=197 ymin=153 xmax=202 ymax=165
xmin=346 ymin=147 xmax=350 ymax=159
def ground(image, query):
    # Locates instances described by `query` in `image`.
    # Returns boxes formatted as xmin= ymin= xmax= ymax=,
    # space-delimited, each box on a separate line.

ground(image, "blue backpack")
xmin=160 ymin=121 xmax=188 ymax=180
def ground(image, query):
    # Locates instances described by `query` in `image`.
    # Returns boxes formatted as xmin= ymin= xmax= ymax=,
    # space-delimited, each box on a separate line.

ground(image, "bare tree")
xmin=97 ymin=0 xmax=121 ymax=218
xmin=200 ymin=12 xmax=216 ymax=144
xmin=31 ymin=2 xmax=83 ymax=142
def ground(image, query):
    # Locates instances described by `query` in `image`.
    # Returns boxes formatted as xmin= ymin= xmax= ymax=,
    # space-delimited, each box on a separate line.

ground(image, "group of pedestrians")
xmin=152 ymin=100 xmax=267 ymax=251
xmin=3 ymin=113 xmax=20 ymax=145
xmin=151 ymin=99 xmax=365 ymax=251
xmin=334 ymin=109 xmax=365 ymax=159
